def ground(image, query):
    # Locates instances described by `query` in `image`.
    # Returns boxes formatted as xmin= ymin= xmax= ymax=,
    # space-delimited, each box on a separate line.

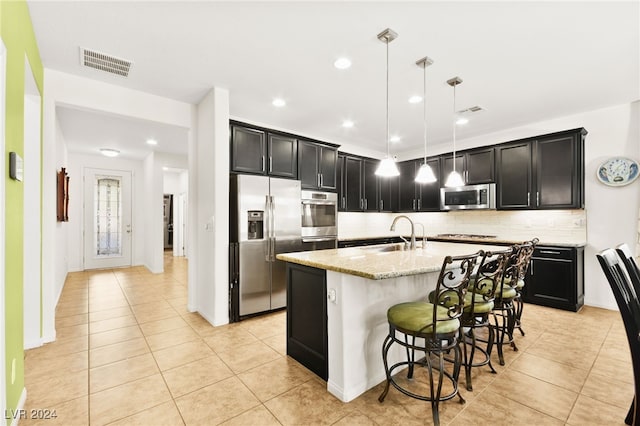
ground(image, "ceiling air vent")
xmin=80 ymin=47 xmax=133 ymax=77
xmin=458 ymin=105 xmax=485 ymax=114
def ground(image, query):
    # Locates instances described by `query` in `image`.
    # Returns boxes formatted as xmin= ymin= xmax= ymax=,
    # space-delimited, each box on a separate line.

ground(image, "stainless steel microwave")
xmin=440 ymin=183 xmax=496 ymax=210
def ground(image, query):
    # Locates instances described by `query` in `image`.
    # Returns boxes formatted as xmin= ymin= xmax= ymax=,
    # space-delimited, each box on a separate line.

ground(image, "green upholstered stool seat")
xmin=427 ymin=291 xmax=494 ymax=314
xmin=503 ymin=276 xmax=525 ymax=289
xmin=387 ymin=302 xmax=460 ymax=335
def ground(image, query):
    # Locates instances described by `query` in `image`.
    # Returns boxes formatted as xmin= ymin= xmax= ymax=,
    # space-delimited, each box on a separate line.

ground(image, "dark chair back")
xmin=597 ymin=248 xmax=640 ymax=426
xmin=617 ymin=243 xmax=640 ymax=292
xmin=469 ymin=248 xmax=513 ymax=312
xmin=428 ymin=251 xmax=483 ymax=337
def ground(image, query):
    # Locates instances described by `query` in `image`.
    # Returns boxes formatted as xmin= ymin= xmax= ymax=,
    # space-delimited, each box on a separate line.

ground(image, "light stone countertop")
xmin=276 ymin=241 xmax=507 ymax=280
xmin=337 ymin=234 xmax=586 ymax=248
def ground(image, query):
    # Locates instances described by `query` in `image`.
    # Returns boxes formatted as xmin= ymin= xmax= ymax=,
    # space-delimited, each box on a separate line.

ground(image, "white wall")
xmin=23 ymin=57 xmax=41 ymax=350
xmin=66 ymin=153 xmax=146 ymax=271
xmin=143 ymin=152 xmax=164 ymax=273
xmin=389 ymin=101 xmax=639 ymax=310
xmin=163 ymin=172 xmax=181 ymax=195
xmin=191 ymin=88 xmax=230 ymax=326
xmin=53 ymin=119 xmax=68 ymax=305
xmin=42 ymin=69 xmax=193 ymax=339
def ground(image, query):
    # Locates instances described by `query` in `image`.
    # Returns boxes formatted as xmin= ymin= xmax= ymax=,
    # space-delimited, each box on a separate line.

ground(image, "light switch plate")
xmin=9 ymin=152 xmax=23 ymax=182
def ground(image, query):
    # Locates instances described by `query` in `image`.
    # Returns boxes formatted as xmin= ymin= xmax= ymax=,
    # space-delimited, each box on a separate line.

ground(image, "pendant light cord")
xmin=386 ymin=38 xmax=390 ymax=158
xmin=423 ymin=63 xmax=427 ymax=164
xmin=452 ymin=82 xmax=457 ymax=173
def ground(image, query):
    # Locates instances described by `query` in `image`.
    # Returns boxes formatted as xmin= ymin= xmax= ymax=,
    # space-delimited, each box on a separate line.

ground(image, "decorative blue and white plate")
xmin=597 ymin=157 xmax=639 ymax=186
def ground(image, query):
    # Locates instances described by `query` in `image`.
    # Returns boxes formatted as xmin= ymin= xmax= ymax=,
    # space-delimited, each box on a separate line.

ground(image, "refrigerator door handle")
xmin=265 ymin=195 xmax=271 ymax=261
xmin=270 ymin=195 xmax=276 ymax=262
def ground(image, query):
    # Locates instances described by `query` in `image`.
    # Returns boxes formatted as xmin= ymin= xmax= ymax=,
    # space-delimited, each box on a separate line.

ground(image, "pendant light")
xmin=375 ymin=28 xmax=400 ymax=177
xmin=444 ymin=76 xmax=465 ymax=188
xmin=414 ymin=56 xmax=437 ymax=184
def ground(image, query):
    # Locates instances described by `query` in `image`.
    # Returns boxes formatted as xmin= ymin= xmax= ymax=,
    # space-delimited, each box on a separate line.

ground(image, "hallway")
xmin=21 ymin=254 xmax=634 ymax=425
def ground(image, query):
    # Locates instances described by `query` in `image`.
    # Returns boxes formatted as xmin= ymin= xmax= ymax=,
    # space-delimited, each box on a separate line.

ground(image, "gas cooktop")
xmin=436 ymin=233 xmax=497 ymax=239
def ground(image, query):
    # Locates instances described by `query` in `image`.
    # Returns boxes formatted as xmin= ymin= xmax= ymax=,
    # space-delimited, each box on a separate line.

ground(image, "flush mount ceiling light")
xmin=100 ymin=148 xmax=120 ymax=158
xmin=414 ymin=56 xmax=437 ymax=184
xmin=342 ymin=120 xmax=354 ymax=128
xmin=272 ymin=98 xmax=286 ymax=107
xmin=455 ymin=116 xmax=469 ymax=125
xmin=334 ymin=57 xmax=352 ymax=70
xmin=408 ymin=95 xmax=423 ymax=104
xmin=390 ymin=135 xmax=401 ymax=143
xmin=444 ymin=76 xmax=466 ymax=188
xmin=375 ymin=28 xmax=400 ymax=178
xmin=146 ymin=138 xmax=158 ymax=145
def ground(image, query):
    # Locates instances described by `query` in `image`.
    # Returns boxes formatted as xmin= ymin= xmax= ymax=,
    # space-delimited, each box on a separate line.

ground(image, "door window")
xmin=94 ymin=176 xmax=122 ymax=256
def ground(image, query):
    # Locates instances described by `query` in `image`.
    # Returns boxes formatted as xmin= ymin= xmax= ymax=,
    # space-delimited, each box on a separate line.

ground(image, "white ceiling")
xmin=30 ymin=1 xmax=639 ymax=159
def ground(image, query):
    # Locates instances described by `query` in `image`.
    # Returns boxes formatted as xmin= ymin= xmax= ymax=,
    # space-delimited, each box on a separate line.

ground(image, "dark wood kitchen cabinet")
xmin=338 ymin=153 xmax=396 ymax=212
xmin=441 ymin=147 xmax=494 ymax=185
xmin=286 ymin=263 xmax=328 ymax=380
xmin=495 ymin=141 xmax=533 ymax=209
xmin=397 ymin=158 xmax=441 ymax=212
xmin=230 ymin=123 xmax=297 ymax=178
xmin=298 ymin=140 xmax=338 ymax=190
xmin=230 ymin=125 xmax=266 ymax=174
xmin=524 ymin=246 xmax=584 ymax=312
xmin=496 ymin=128 xmax=585 ymax=210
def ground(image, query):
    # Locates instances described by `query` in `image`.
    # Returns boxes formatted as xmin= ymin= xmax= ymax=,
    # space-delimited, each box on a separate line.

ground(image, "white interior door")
xmin=84 ymin=168 xmax=132 ymax=270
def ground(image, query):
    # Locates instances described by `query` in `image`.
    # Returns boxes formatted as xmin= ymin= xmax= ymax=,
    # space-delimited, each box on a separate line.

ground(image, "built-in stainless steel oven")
xmin=301 ymin=190 xmax=337 ymax=241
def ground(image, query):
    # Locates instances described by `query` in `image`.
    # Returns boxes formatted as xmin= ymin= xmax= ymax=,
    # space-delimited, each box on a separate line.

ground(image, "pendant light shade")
xmin=444 ymin=76 xmax=464 ymax=188
xmin=375 ymin=28 xmax=400 ymax=178
xmin=414 ymin=56 xmax=437 ymax=184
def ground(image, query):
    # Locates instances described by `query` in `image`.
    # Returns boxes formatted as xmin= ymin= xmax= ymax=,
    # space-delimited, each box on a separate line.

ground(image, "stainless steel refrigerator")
xmin=229 ymin=174 xmax=302 ymax=320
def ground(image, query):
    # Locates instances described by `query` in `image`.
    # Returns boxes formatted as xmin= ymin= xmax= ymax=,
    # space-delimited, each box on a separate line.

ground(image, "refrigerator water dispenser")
xmin=247 ymin=210 xmax=264 ymax=240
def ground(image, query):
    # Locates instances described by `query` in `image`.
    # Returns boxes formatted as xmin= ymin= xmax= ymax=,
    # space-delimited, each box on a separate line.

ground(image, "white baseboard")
xmin=23 ymin=338 xmax=43 ymax=351
xmin=9 ymin=387 xmax=27 ymax=426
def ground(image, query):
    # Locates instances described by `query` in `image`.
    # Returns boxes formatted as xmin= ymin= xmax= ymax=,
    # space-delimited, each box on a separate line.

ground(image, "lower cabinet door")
xmin=524 ymin=247 xmax=583 ymax=312
xmin=286 ymin=263 xmax=328 ymax=380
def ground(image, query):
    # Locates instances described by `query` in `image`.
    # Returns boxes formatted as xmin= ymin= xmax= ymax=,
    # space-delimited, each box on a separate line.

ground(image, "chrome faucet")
xmin=390 ymin=215 xmax=416 ymax=250
xmin=415 ymin=222 xmax=427 ymax=248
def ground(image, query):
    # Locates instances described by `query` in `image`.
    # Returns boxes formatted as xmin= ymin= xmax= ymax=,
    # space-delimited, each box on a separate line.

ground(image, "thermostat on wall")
xmin=9 ymin=152 xmax=23 ymax=182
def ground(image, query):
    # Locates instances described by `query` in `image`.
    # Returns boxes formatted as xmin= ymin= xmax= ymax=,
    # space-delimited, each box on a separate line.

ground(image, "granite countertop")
xmin=338 ymin=234 xmax=586 ymax=248
xmin=276 ymin=241 xmax=506 ymax=280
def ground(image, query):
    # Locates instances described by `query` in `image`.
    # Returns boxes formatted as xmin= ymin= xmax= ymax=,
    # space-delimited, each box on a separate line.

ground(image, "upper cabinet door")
xmin=319 ymin=147 xmax=338 ymax=190
xmin=397 ymin=160 xmax=418 ymax=212
xmin=417 ymin=158 xmax=441 ymax=211
xmin=344 ymin=156 xmax=363 ymax=211
xmin=362 ymin=159 xmax=379 ymax=212
xmin=466 ymin=147 xmax=495 ymax=184
xmin=496 ymin=141 xmax=533 ymax=209
xmin=268 ymin=133 xmax=297 ymax=178
xmin=231 ymin=125 xmax=266 ymax=174
xmin=337 ymin=154 xmax=345 ymax=211
xmin=298 ymin=140 xmax=320 ymax=189
xmin=441 ymin=154 xmax=465 ymax=184
xmin=536 ymin=132 xmax=583 ymax=209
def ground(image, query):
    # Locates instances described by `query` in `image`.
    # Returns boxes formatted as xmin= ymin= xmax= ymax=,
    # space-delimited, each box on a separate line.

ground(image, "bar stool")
xmin=490 ymin=240 xmax=536 ymax=365
xmin=459 ymin=248 xmax=513 ymax=390
xmin=378 ymin=250 xmax=483 ymax=426
xmin=512 ymin=238 xmax=538 ymax=336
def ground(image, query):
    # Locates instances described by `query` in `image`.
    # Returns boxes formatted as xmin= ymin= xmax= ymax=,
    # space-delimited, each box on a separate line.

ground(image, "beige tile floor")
xmin=22 ymin=253 xmax=633 ymax=425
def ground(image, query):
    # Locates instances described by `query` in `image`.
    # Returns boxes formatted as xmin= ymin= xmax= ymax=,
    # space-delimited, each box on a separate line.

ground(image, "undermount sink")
xmin=358 ymin=242 xmax=424 ymax=253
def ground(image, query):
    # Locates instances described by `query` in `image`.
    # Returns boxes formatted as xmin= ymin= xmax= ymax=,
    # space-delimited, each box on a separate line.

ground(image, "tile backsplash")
xmin=337 ymin=209 xmax=586 ymax=245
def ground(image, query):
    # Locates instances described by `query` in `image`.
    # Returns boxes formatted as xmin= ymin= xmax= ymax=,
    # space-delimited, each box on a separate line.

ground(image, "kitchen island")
xmin=277 ymin=241 xmax=505 ymax=403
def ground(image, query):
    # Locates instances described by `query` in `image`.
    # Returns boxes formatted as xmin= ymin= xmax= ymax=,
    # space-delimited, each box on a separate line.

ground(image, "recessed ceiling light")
xmin=272 ymin=98 xmax=286 ymax=107
xmin=408 ymin=95 xmax=423 ymax=104
xmin=334 ymin=57 xmax=352 ymax=70
xmin=100 ymin=148 xmax=120 ymax=157
xmin=456 ymin=117 xmax=469 ymax=125
xmin=390 ymin=135 xmax=401 ymax=143
xmin=342 ymin=120 xmax=354 ymax=128
xmin=146 ymin=139 xmax=158 ymax=146
xmin=162 ymin=166 xmax=168 ymax=171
